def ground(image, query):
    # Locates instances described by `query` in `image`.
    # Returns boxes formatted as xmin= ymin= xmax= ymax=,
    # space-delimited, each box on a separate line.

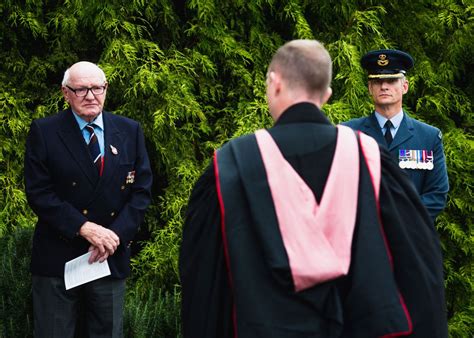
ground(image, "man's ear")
xmin=321 ymin=87 xmax=332 ymax=105
xmin=268 ymin=71 xmax=281 ymax=94
xmin=402 ymin=79 xmax=409 ymax=94
xmin=367 ymin=81 xmax=373 ymax=96
xmin=61 ymin=86 xmax=70 ymax=103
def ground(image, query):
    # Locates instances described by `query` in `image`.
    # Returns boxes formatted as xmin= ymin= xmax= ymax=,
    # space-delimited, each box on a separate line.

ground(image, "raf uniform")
xmin=343 ymin=49 xmax=449 ymax=220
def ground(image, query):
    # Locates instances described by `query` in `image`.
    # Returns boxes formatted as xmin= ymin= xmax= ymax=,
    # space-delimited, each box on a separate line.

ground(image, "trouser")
xmin=32 ymin=275 xmax=126 ymax=338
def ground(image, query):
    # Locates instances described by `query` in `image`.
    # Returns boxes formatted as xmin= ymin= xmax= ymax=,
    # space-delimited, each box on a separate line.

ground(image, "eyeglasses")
xmin=66 ymin=85 xmax=107 ymax=97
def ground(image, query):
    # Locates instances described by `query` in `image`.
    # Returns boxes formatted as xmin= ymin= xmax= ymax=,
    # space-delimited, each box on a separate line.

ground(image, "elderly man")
xmin=24 ymin=61 xmax=152 ymax=337
xmin=179 ymin=40 xmax=447 ymax=337
xmin=343 ymin=49 xmax=449 ymax=221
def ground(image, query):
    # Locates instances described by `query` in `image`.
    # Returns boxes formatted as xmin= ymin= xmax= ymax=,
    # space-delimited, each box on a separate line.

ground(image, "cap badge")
xmin=377 ymin=54 xmax=389 ymax=66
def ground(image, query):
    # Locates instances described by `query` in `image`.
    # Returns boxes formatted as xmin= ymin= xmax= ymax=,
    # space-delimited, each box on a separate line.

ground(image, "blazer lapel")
xmin=95 ymin=112 xmax=122 ymax=192
xmin=57 ymin=109 xmax=99 ymax=186
xmin=389 ymin=113 xmax=414 ymax=151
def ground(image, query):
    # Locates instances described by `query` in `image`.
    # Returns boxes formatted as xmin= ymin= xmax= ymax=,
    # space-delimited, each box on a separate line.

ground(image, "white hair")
xmin=61 ymin=62 xmax=107 ymax=86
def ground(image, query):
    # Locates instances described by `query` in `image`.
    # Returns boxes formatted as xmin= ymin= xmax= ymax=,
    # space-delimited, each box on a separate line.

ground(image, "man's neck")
xmin=374 ymin=104 xmax=402 ymax=120
xmin=272 ymin=96 xmax=323 ymax=122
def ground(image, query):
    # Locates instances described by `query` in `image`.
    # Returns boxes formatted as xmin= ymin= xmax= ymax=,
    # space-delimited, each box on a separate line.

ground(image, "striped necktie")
xmin=384 ymin=120 xmax=393 ymax=146
xmin=85 ymin=124 xmax=102 ymax=174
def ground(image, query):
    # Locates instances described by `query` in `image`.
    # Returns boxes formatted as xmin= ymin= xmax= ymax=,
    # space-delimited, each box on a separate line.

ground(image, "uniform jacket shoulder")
xmin=404 ymin=114 xmax=441 ymax=134
xmin=341 ymin=115 xmax=372 ymax=129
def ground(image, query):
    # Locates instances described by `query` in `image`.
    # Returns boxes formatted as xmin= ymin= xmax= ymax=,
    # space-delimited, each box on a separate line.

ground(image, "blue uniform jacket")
xmin=343 ymin=112 xmax=448 ymax=220
xmin=24 ymin=109 xmax=153 ymax=279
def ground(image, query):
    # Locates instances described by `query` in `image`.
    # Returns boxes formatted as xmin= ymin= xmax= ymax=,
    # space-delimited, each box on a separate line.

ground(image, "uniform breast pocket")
xmin=405 ymin=169 xmax=424 ymax=193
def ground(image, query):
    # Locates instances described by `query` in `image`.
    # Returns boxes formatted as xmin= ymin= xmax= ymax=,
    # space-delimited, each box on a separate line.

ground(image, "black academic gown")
xmin=179 ymin=103 xmax=447 ymax=338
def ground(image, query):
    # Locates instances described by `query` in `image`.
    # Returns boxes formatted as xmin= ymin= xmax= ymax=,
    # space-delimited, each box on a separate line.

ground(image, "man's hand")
xmin=79 ymin=221 xmax=120 ymax=262
xmin=88 ymin=245 xmax=110 ymax=263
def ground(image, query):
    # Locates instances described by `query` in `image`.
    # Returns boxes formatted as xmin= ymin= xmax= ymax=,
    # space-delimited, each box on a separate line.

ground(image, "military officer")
xmin=343 ymin=49 xmax=449 ymax=221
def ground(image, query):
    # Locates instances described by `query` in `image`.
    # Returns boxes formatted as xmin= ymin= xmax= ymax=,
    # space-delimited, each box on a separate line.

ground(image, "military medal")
xmin=126 ymin=171 xmax=135 ymax=184
xmin=416 ymin=150 xmax=423 ymax=169
xmin=399 ymin=149 xmax=434 ymax=170
xmin=398 ymin=149 xmax=409 ymax=169
xmin=426 ymin=150 xmax=434 ymax=170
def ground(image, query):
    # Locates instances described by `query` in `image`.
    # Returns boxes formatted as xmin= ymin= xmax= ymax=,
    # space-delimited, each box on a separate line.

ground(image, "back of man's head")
xmin=268 ymin=40 xmax=332 ymax=96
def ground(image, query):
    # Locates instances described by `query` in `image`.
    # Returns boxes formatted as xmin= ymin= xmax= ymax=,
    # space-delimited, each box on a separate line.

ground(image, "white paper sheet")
xmin=64 ymin=252 xmax=111 ymax=290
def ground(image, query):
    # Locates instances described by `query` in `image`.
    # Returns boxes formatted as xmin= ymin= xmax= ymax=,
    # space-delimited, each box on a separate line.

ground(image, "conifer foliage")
xmin=0 ymin=0 xmax=472 ymax=336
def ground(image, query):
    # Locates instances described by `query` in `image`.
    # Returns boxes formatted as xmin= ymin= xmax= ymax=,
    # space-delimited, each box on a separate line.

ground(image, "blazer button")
xmin=121 ymin=185 xmax=125 ymax=190
xmin=82 ymin=209 xmax=88 ymax=215
xmin=127 ymin=240 xmax=133 ymax=248
xmin=72 ymin=181 xmax=77 ymax=187
xmin=110 ymin=211 xmax=115 ymax=217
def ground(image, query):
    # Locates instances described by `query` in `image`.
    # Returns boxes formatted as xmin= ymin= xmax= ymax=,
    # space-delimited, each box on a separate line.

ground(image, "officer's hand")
xmin=79 ymin=221 xmax=120 ymax=257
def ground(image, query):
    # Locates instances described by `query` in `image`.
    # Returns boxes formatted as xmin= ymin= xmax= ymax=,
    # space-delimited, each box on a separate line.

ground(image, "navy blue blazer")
xmin=343 ymin=112 xmax=448 ymax=220
xmin=24 ymin=109 xmax=152 ymax=279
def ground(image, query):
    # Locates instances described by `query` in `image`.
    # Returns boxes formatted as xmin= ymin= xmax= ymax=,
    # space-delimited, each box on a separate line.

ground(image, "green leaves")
xmin=0 ymin=0 xmax=472 ymax=336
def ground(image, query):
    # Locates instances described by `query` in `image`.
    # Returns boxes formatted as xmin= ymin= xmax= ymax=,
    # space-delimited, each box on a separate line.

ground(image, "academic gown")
xmin=179 ymin=103 xmax=447 ymax=338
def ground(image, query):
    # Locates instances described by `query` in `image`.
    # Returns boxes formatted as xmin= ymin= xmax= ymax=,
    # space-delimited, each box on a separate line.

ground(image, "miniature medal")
xmin=126 ymin=171 xmax=135 ymax=184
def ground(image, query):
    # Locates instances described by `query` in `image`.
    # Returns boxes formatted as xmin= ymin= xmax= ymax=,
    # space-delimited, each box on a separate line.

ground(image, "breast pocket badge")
xmin=126 ymin=170 xmax=135 ymax=184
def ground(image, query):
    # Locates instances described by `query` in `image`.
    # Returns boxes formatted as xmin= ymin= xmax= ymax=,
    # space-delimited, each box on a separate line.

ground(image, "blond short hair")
xmin=268 ymin=40 xmax=332 ymax=95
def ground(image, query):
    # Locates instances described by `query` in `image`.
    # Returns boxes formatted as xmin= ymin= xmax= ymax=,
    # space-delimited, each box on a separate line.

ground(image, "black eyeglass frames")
xmin=65 ymin=84 xmax=107 ymax=97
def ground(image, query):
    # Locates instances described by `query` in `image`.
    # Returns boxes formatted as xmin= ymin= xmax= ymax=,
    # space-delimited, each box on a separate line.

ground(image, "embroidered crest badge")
xmin=377 ymin=54 xmax=389 ymax=66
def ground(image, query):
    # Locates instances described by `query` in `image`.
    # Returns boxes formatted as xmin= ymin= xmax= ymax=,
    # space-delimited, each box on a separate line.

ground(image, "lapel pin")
xmin=110 ymin=145 xmax=118 ymax=155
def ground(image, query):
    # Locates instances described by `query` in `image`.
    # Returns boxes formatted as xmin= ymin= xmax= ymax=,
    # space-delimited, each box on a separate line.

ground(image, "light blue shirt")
xmin=72 ymin=111 xmax=105 ymax=156
xmin=374 ymin=110 xmax=404 ymax=139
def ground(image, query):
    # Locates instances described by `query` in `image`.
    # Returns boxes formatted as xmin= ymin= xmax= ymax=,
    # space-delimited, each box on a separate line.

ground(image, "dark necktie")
xmin=384 ymin=120 xmax=393 ymax=146
xmin=85 ymin=124 xmax=102 ymax=174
